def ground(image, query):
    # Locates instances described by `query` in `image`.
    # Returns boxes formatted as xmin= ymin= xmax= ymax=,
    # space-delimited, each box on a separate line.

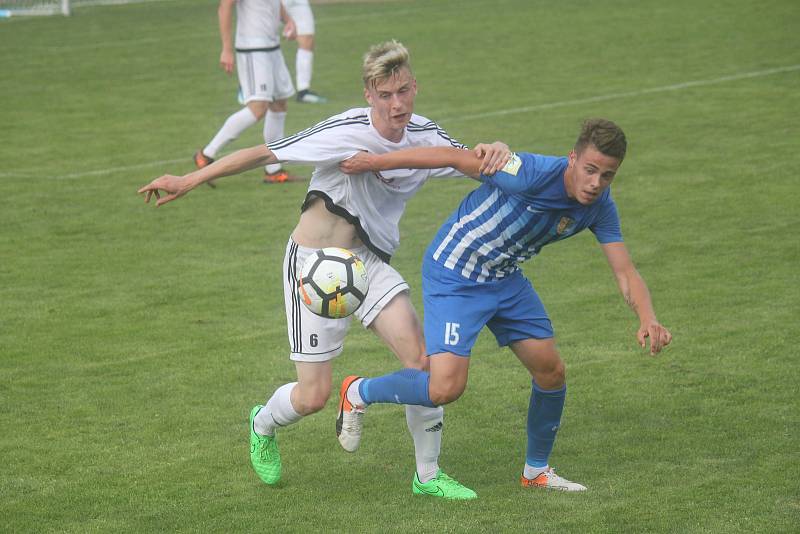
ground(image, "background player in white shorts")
xmin=194 ymin=0 xmax=302 ymax=184
xmin=283 ymin=0 xmax=327 ymax=104
xmin=138 ymin=40 xmax=510 ymax=499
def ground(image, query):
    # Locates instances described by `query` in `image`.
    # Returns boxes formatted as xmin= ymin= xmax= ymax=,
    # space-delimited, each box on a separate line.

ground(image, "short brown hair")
xmin=362 ymin=40 xmax=412 ymax=88
xmin=574 ymin=119 xmax=627 ymax=161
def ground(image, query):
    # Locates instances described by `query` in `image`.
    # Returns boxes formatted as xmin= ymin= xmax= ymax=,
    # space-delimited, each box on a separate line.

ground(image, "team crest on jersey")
xmin=556 ymin=216 xmax=575 ymax=235
xmin=502 ymin=153 xmax=522 ymax=175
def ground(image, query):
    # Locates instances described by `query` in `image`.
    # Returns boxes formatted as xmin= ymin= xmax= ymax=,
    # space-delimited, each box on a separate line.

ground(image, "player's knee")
xmin=269 ymin=100 xmax=288 ymax=113
xmin=293 ymin=386 xmax=330 ymax=415
xmin=295 ymin=395 xmax=327 ymax=415
xmin=297 ymin=35 xmax=314 ymax=50
xmin=247 ymin=101 xmax=268 ymax=120
xmin=535 ymin=360 xmax=566 ymax=390
xmin=428 ymin=380 xmax=465 ymax=406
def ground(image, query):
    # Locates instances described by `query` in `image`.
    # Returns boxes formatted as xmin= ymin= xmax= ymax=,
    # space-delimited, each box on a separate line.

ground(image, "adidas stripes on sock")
xmin=406 ymin=404 xmax=443 ymax=483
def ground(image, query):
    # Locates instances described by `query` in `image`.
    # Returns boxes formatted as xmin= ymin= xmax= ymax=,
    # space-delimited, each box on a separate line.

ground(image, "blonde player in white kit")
xmin=194 ymin=0 xmax=303 ymax=184
xmin=138 ymin=41 xmax=510 ymax=499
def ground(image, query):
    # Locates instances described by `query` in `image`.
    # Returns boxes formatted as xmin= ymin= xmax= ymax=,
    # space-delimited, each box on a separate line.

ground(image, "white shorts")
xmin=284 ymin=0 xmax=315 ymax=35
xmin=283 ymin=240 xmax=409 ymax=362
xmin=236 ymin=48 xmax=295 ymax=104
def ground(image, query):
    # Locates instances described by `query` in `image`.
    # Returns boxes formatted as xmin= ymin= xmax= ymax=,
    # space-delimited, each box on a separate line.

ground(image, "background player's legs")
xmin=201 ymin=101 xmax=267 ymax=160
xmin=263 ymin=99 xmax=287 ymax=175
xmin=294 ymin=35 xmax=326 ymax=103
xmin=286 ymin=0 xmax=326 ymax=104
xmin=295 ymin=35 xmax=314 ymax=93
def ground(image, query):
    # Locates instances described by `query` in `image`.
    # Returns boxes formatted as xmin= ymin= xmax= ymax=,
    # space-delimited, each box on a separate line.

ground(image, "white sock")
xmin=405 ymin=404 xmax=443 ymax=483
xmin=254 ymin=382 xmax=301 ymax=436
xmin=263 ymin=110 xmax=287 ymax=174
xmin=203 ymin=107 xmax=258 ymax=158
xmin=296 ymin=48 xmax=313 ymax=92
xmin=523 ymin=464 xmax=549 ymax=480
xmin=346 ymin=378 xmax=365 ymax=407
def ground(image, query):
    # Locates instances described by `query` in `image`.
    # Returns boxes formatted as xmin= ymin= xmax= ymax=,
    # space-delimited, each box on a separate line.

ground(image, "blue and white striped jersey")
xmin=427 ymin=152 xmax=623 ymax=282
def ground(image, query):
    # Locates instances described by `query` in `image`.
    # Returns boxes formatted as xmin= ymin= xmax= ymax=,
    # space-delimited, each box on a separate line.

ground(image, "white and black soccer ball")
xmin=297 ymin=247 xmax=369 ymax=319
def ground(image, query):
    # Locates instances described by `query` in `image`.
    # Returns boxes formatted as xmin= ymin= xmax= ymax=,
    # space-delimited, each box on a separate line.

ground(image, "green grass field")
xmin=2 ymin=0 xmax=799 ymax=531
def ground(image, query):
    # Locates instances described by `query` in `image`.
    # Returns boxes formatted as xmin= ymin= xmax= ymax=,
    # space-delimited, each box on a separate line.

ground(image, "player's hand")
xmin=339 ymin=151 xmax=375 ymax=175
xmin=474 ymin=141 xmax=512 ymax=176
xmin=637 ymin=320 xmax=672 ymax=356
xmin=282 ymin=18 xmax=297 ymax=40
xmin=220 ymin=49 xmax=235 ymax=74
xmin=137 ymin=174 xmax=192 ymax=207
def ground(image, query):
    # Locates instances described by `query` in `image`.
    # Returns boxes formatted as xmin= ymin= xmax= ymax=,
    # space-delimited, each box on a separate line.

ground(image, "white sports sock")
xmin=296 ymin=48 xmax=313 ymax=92
xmin=405 ymin=404 xmax=443 ymax=483
xmin=203 ymin=107 xmax=258 ymax=159
xmin=263 ymin=110 xmax=287 ymax=174
xmin=523 ymin=463 xmax=549 ymax=480
xmin=346 ymin=378 xmax=365 ymax=407
xmin=254 ymin=382 xmax=301 ymax=436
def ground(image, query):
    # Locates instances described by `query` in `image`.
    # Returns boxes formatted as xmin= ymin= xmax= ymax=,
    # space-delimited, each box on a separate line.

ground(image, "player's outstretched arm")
xmin=137 ymin=145 xmax=277 ymax=207
xmin=340 ymin=147 xmax=481 ymax=178
xmin=339 ymin=143 xmax=511 ymax=179
xmin=602 ymin=242 xmax=673 ymax=355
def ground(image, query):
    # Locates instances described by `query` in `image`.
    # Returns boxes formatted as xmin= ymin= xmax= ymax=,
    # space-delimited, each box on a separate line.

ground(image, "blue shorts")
xmin=422 ymin=257 xmax=553 ymax=357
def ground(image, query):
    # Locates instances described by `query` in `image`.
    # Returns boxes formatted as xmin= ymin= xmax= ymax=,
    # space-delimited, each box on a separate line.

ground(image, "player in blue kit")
xmin=336 ymin=119 xmax=672 ymax=495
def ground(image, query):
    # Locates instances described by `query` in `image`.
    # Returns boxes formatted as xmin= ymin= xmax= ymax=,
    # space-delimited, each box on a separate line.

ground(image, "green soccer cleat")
xmin=249 ymin=405 xmax=281 ymax=485
xmin=412 ymin=470 xmax=477 ymax=500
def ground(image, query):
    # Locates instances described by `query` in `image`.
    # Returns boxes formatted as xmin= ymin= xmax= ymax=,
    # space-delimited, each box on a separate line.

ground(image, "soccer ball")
xmin=297 ymin=247 xmax=369 ymax=319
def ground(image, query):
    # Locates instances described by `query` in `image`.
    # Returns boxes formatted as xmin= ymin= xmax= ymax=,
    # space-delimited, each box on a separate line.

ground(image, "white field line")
xmin=0 ymin=158 xmax=186 ymax=180
xmin=60 ymin=157 xmax=188 ymax=178
xmin=438 ymin=64 xmax=800 ymax=124
xmin=77 ymin=331 xmax=267 ymax=370
xmin=5 ymin=63 xmax=797 ymax=181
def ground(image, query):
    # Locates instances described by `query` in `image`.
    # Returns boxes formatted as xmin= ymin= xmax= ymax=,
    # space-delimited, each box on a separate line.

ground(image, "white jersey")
xmin=269 ymin=107 xmax=467 ymax=262
xmin=235 ymin=0 xmax=282 ymax=50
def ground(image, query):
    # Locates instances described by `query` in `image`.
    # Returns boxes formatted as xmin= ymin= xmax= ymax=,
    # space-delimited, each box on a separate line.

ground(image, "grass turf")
xmin=1 ymin=0 xmax=798 ymax=532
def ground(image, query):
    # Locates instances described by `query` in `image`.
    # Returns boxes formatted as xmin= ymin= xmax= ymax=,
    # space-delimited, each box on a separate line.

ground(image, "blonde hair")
xmin=362 ymin=40 xmax=412 ymax=87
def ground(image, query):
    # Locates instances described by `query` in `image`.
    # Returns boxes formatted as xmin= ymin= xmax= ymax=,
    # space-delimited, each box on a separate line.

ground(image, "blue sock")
xmin=358 ymin=369 xmax=436 ymax=408
xmin=526 ymin=381 xmax=566 ymax=468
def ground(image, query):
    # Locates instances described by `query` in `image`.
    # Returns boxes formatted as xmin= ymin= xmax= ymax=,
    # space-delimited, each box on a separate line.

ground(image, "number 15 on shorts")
xmin=444 ymin=322 xmax=460 ymax=345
